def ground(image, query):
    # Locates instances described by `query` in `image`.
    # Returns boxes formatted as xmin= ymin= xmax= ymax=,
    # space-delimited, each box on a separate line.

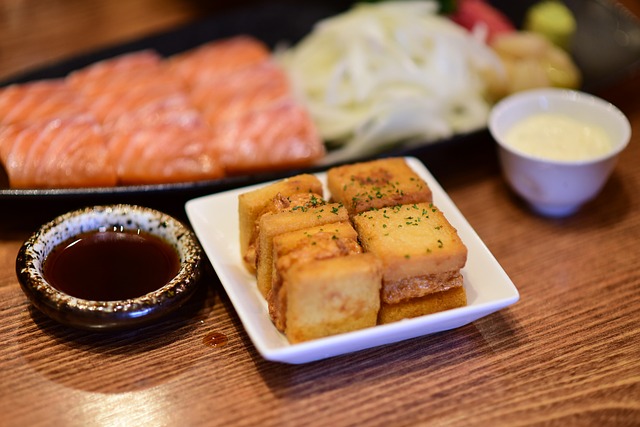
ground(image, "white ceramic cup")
xmin=489 ymin=88 xmax=631 ymax=217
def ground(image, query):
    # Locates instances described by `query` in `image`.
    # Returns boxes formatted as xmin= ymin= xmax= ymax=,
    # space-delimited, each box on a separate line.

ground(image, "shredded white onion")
xmin=278 ymin=1 xmax=505 ymax=163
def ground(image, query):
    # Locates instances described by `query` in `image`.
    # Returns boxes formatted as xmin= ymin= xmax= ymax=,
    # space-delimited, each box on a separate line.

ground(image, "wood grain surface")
xmin=1 ymin=1 xmax=639 ymax=426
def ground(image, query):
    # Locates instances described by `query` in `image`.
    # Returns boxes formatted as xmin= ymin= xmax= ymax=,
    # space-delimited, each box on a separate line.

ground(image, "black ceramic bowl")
xmin=16 ymin=204 xmax=202 ymax=331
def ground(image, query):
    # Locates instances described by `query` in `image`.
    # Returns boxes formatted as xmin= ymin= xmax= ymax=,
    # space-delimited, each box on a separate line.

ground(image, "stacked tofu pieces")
xmin=238 ymin=158 xmax=467 ymax=343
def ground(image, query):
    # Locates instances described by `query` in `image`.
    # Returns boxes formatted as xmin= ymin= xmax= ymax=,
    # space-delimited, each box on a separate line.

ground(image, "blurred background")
xmin=1 ymin=0 xmax=638 ymax=84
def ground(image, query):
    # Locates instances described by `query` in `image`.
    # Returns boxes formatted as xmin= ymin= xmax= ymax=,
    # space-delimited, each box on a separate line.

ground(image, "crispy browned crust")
xmin=377 ymin=286 xmax=467 ymax=325
xmin=284 ymin=253 xmax=382 ymax=343
xmin=243 ymin=191 xmax=325 ymax=272
xmin=238 ymin=173 xmax=323 ymax=272
xmin=268 ymin=221 xmax=362 ymax=332
xmin=256 ymin=203 xmax=349 ymax=298
xmin=327 ymin=157 xmax=432 ymax=215
xmin=236 ymin=158 xmax=471 ymax=343
xmin=382 ymin=271 xmax=464 ymax=304
xmin=353 ymin=202 xmax=467 ymax=281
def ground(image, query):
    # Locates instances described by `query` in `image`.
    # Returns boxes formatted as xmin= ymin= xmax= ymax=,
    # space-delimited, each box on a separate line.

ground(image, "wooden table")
xmin=1 ymin=1 xmax=639 ymax=426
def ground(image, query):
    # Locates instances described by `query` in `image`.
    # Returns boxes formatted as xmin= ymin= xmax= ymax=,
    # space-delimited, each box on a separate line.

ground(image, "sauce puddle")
xmin=202 ymin=332 xmax=228 ymax=348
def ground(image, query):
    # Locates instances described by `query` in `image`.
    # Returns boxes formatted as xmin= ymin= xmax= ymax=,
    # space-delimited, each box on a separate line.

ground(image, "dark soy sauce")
xmin=202 ymin=332 xmax=228 ymax=348
xmin=44 ymin=230 xmax=180 ymax=301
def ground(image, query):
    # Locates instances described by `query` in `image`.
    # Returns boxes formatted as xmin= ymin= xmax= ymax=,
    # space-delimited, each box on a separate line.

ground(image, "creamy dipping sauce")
xmin=504 ymin=113 xmax=612 ymax=161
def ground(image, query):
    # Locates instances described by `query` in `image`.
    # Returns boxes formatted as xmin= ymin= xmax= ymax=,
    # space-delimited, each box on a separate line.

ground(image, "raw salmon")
xmin=66 ymin=50 xmax=225 ymax=184
xmin=81 ymin=83 xmax=189 ymax=126
xmin=189 ymin=60 xmax=290 ymax=108
xmin=0 ymin=79 xmax=87 ymax=125
xmin=199 ymin=88 xmax=290 ymax=128
xmin=170 ymin=36 xmax=270 ymax=87
xmin=212 ymin=101 xmax=325 ymax=175
xmin=67 ymin=50 xmax=174 ymax=97
xmin=107 ymin=115 xmax=224 ymax=185
xmin=106 ymin=94 xmax=200 ymax=131
xmin=0 ymin=35 xmax=327 ymax=189
xmin=68 ymin=51 xmax=189 ymax=126
xmin=190 ymin=61 xmax=291 ymax=126
xmin=0 ymin=117 xmax=117 ymax=188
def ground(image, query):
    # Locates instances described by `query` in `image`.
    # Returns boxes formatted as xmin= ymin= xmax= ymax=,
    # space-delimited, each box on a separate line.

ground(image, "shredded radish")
xmin=278 ymin=1 xmax=505 ymax=162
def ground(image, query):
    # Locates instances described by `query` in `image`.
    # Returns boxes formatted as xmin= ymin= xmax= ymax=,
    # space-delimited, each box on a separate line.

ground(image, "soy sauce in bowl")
xmin=44 ymin=229 xmax=180 ymax=301
xmin=17 ymin=204 xmax=203 ymax=331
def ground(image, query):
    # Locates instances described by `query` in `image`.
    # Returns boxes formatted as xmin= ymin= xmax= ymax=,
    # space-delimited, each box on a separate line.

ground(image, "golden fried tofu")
xmin=353 ymin=202 xmax=467 ymax=283
xmin=269 ymin=221 xmax=362 ymax=331
xmin=377 ymin=286 xmax=467 ymax=325
xmin=256 ymin=203 xmax=349 ymax=297
xmin=238 ymin=173 xmax=324 ymax=272
xmin=327 ymin=157 xmax=432 ymax=215
xmin=380 ymin=271 xmax=464 ymax=304
xmin=284 ymin=253 xmax=382 ymax=343
xmin=353 ymin=202 xmax=467 ymax=315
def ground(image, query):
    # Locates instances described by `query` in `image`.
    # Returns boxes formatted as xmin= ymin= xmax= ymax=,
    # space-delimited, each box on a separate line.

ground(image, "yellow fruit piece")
xmin=524 ymin=0 xmax=577 ymax=50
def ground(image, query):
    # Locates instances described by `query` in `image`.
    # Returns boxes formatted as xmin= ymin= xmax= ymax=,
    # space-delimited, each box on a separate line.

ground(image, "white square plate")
xmin=185 ymin=157 xmax=519 ymax=364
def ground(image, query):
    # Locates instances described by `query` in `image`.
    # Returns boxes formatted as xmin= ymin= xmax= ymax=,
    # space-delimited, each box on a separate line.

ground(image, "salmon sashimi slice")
xmin=0 ymin=79 xmax=88 ymax=125
xmin=190 ymin=61 xmax=292 ymax=126
xmin=197 ymin=85 xmax=291 ymax=128
xmin=0 ymin=117 xmax=117 ymax=188
xmin=212 ymin=101 xmax=325 ymax=175
xmin=105 ymin=94 xmax=201 ymax=132
xmin=170 ymin=36 xmax=270 ymax=87
xmin=68 ymin=50 xmax=162 ymax=80
xmin=0 ymin=36 xmax=328 ymax=189
xmin=108 ymin=116 xmax=225 ymax=185
xmin=67 ymin=51 xmax=190 ymax=125
xmin=71 ymin=70 xmax=183 ymax=101
xmin=189 ymin=61 xmax=291 ymax=109
xmin=67 ymin=50 xmax=172 ymax=97
xmin=82 ymin=83 xmax=190 ymax=126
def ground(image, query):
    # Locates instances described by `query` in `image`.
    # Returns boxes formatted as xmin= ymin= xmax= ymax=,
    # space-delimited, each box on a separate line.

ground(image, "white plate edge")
xmin=185 ymin=156 xmax=520 ymax=363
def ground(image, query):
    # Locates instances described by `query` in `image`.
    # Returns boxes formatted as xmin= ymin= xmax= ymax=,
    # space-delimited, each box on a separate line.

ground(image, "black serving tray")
xmin=1 ymin=0 xmax=638 ymax=209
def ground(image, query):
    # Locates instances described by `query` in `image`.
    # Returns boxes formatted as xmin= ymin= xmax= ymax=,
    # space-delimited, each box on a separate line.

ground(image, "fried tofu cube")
xmin=284 ymin=253 xmax=383 ymax=343
xmin=238 ymin=173 xmax=324 ymax=272
xmin=269 ymin=221 xmax=362 ymax=331
xmin=353 ymin=202 xmax=467 ymax=317
xmin=377 ymin=286 xmax=467 ymax=324
xmin=256 ymin=203 xmax=349 ymax=297
xmin=380 ymin=271 xmax=465 ymax=305
xmin=352 ymin=202 xmax=467 ymax=282
xmin=327 ymin=157 xmax=432 ymax=215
